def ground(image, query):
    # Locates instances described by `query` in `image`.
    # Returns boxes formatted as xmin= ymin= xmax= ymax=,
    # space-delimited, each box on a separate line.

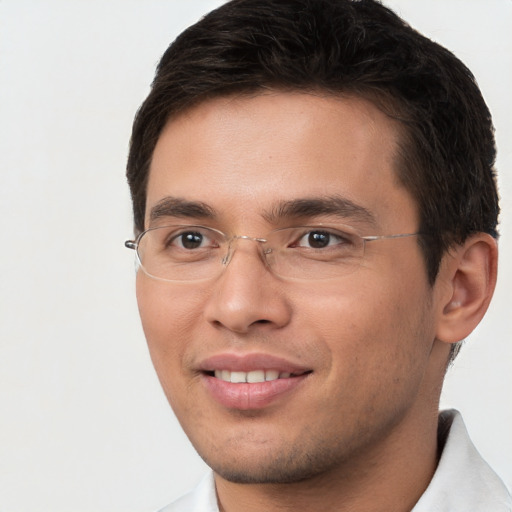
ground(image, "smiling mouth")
xmin=207 ymin=369 xmax=311 ymax=383
xmin=201 ymin=362 xmax=313 ymax=409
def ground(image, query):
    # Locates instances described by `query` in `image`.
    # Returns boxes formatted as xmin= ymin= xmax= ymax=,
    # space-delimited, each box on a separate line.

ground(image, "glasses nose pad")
xmin=220 ymin=236 xmax=270 ymax=268
xmin=262 ymin=246 xmax=273 ymax=262
xmin=221 ymin=240 xmax=235 ymax=266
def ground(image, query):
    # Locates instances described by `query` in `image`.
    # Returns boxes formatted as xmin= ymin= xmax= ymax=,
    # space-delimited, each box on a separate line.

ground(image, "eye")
xmin=296 ymin=229 xmax=348 ymax=249
xmin=174 ymin=231 xmax=207 ymax=249
xmin=163 ymin=227 xmax=220 ymax=251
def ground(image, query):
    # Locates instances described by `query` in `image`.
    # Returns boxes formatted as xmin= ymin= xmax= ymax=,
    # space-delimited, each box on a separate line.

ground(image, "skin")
xmin=136 ymin=92 xmax=497 ymax=511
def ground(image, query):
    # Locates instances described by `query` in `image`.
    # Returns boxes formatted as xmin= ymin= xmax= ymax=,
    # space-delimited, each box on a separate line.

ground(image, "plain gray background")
xmin=0 ymin=1 xmax=510 ymax=511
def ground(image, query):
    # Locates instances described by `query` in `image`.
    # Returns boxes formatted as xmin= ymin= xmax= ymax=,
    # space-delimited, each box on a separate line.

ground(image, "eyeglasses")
xmin=125 ymin=224 xmax=420 ymax=282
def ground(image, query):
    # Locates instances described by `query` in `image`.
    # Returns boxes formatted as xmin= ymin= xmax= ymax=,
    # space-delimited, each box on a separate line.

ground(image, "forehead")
xmin=147 ymin=91 xmax=418 ymax=232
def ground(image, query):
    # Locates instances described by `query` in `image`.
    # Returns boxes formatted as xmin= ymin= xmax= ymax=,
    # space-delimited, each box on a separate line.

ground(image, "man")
xmin=125 ymin=0 xmax=511 ymax=510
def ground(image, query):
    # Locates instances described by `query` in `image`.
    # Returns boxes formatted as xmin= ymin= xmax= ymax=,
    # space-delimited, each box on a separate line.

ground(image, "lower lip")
xmin=202 ymin=373 xmax=310 ymax=410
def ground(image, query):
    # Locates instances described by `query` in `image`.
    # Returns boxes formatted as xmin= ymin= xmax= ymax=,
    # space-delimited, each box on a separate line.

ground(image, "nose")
xmin=204 ymin=239 xmax=292 ymax=334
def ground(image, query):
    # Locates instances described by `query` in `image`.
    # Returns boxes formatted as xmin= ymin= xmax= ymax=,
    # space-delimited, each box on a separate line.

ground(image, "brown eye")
xmin=296 ymin=230 xmax=346 ymax=249
xmin=177 ymin=231 xmax=204 ymax=249
xmin=307 ymin=231 xmax=331 ymax=248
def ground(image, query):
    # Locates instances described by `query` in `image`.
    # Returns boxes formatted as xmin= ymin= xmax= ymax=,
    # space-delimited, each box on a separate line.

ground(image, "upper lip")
xmin=198 ymin=352 xmax=312 ymax=374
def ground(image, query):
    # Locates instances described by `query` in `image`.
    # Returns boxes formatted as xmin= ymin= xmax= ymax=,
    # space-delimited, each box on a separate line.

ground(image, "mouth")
xmin=207 ymin=369 xmax=311 ymax=383
xmin=199 ymin=354 xmax=313 ymax=410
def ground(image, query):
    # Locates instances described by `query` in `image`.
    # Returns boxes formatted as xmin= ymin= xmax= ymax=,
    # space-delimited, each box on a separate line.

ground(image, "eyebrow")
xmin=263 ymin=196 xmax=377 ymax=227
xmin=148 ymin=195 xmax=377 ymax=228
xmin=149 ymin=197 xmax=216 ymax=224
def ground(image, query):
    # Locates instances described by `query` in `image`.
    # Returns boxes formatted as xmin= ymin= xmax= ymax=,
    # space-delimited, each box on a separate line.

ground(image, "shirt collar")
xmin=412 ymin=409 xmax=511 ymax=511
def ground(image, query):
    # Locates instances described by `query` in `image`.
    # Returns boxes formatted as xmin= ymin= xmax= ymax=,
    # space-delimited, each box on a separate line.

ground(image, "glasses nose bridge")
xmin=222 ymin=233 xmax=270 ymax=267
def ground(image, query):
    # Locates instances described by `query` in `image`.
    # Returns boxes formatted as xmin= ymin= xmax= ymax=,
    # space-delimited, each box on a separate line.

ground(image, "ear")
xmin=435 ymin=233 xmax=498 ymax=344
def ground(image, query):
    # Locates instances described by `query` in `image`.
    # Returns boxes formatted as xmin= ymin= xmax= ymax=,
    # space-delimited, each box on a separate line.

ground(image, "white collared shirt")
xmin=158 ymin=410 xmax=512 ymax=512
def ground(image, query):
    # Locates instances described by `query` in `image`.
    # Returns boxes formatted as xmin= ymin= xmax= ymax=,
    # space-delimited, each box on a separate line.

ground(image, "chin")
xmin=199 ymin=442 xmax=344 ymax=485
xmin=211 ymin=462 xmax=324 ymax=485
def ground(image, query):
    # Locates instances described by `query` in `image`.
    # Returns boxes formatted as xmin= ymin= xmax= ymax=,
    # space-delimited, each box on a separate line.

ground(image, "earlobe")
xmin=435 ymin=233 xmax=498 ymax=344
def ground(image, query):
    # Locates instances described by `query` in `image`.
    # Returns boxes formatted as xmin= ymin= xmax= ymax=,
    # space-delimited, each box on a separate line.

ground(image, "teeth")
xmin=265 ymin=370 xmax=279 ymax=381
xmin=230 ymin=371 xmax=246 ymax=383
xmin=213 ymin=369 xmax=296 ymax=383
xmin=247 ymin=370 xmax=265 ymax=383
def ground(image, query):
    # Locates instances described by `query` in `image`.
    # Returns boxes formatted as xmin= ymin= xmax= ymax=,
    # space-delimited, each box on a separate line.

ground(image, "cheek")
xmin=136 ymin=275 xmax=205 ymax=385
xmin=299 ymin=277 xmax=400 ymax=337
xmin=300 ymin=272 xmax=433 ymax=379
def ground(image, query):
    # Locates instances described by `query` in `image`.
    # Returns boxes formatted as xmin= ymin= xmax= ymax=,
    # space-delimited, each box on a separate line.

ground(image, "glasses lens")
xmin=266 ymin=226 xmax=365 ymax=279
xmin=137 ymin=225 xmax=226 ymax=281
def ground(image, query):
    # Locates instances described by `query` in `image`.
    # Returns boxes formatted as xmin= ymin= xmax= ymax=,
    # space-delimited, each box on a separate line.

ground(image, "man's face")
xmin=137 ymin=92 xmax=446 ymax=484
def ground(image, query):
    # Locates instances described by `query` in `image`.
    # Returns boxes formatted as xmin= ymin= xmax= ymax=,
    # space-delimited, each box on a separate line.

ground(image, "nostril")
xmin=252 ymin=319 xmax=271 ymax=326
